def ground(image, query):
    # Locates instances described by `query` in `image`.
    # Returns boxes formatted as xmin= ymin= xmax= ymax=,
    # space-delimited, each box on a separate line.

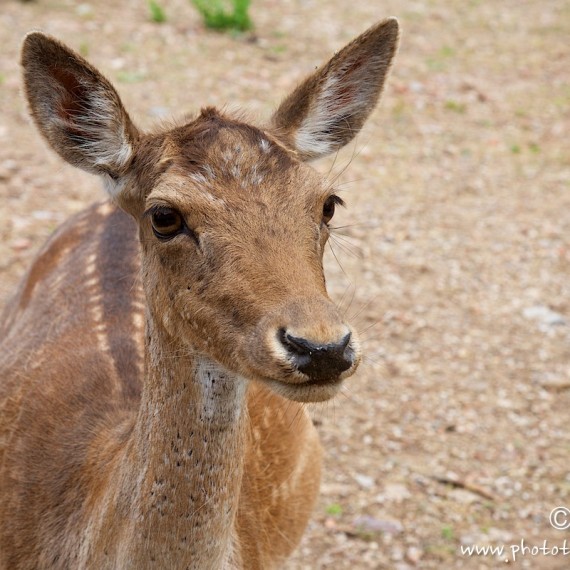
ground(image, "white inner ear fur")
xmin=56 ymin=83 xmax=133 ymax=174
xmin=294 ymin=76 xmax=345 ymax=158
xmin=294 ymin=51 xmax=391 ymax=159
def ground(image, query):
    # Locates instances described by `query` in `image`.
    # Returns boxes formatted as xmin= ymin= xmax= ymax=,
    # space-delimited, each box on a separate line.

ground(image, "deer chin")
xmin=263 ymin=377 xmax=345 ymax=403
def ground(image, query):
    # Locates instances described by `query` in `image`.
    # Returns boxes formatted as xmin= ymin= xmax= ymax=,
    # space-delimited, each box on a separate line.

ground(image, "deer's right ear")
xmin=21 ymin=32 xmax=139 ymax=186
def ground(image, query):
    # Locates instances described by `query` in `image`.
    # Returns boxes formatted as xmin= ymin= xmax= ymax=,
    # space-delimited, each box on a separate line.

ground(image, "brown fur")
xmin=0 ymin=20 xmax=399 ymax=569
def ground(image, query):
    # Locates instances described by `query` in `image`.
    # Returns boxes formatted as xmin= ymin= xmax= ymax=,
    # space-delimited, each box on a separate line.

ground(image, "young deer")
xmin=0 ymin=19 xmax=399 ymax=569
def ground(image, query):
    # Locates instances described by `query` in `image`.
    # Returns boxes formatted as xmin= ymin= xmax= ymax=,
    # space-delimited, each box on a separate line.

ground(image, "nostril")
xmin=280 ymin=329 xmax=318 ymax=356
xmin=278 ymin=329 xmax=354 ymax=380
xmin=338 ymin=332 xmax=351 ymax=351
xmin=279 ymin=329 xmax=351 ymax=355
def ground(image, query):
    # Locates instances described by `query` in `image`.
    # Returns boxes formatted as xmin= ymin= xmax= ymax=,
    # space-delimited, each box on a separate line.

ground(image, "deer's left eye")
xmin=151 ymin=207 xmax=184 ymax=240
xmin=322 ymin=195 xmax=344 ymax=226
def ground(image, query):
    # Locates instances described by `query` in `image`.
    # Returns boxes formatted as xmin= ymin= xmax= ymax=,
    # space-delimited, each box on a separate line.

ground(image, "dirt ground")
xmin=1 ymin=0 xmax=569 ymax=568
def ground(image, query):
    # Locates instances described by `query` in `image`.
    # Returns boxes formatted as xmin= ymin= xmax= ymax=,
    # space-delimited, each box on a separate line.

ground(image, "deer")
xmin=0 ymin=18 xmax=399 ymax=570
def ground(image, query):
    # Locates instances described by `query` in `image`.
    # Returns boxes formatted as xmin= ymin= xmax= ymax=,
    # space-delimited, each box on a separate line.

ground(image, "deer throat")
xmin=121 ymin=323 xmax=249 ymax=569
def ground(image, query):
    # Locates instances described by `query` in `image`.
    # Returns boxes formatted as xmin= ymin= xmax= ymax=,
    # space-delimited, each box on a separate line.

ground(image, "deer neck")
xmin=123 ymin=314 xmax=248 ymax=569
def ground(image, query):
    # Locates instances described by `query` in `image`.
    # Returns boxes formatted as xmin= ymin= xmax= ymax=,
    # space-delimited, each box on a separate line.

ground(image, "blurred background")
xmin=0 ymin=1 xmax=568 ymax=568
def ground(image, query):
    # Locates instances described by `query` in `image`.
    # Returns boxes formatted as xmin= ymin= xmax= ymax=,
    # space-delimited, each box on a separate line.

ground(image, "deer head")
xmin=21 ymin=20 xmax=399 ymax=403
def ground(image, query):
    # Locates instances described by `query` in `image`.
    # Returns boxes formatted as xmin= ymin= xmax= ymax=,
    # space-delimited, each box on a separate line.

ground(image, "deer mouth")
xmin=263 ymin=377 xmax=343 ymax=403
xmin=261 ymin=360 xmax=358 ymax=403
xmin=299 ymin=375 xmax=345 ymax=387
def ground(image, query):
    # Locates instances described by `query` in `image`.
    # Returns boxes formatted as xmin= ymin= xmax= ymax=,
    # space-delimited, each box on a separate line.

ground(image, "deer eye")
xmin=150 ymin=207 xmax=184 ymax=240
xmin=322 ymin=195 xmax=344 ymax=226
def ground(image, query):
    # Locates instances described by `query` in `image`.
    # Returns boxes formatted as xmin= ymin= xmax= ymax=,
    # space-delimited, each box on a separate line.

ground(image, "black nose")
xmin=279 ymin=330 xmax=354 ymax=382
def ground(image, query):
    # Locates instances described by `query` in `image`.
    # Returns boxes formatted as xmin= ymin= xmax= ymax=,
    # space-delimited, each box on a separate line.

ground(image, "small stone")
xmin=0 ymin=159 xmax=18 ymax=180
xmin=76 ymin=3 xmax=93 ymax=16
xmin=390 ymin=546 xmax=404 ymax=561
xmin=324 ymin=517 xmax=337 ymax=529
xmin=409 ymin=81 xmax=424 ymax=93
xmin=353 ymin=515 xmax=404 ymax=534
xmin=537 ymin=375 xmax=570 ymax=391
xmin=32 ymin=210 xmax=57 ymax=221
xmin=487 ymin=527 xmax=514 ymax=542
xmin=523 ymin=305 xmax=566 ymax=327
xmin=448 ymin=488 xmax=479 ymax=504
xmin=406 ymin=546 xmax=423 ymax=564
xmin=354 ymin=473 xmax=375 ymax=489
xmin=110 ymin=57 xmax=126 ymax=70
xmin=11 ymin=238 xmax=32 ymax=252
xmin=383 ymin=483 xmax=411 ymax=503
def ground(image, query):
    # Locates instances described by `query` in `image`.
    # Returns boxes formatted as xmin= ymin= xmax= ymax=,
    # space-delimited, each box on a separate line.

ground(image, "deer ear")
xmin=270 ymin=18 xmax=399 ymax=161
xmin=21 ymin=32 xmax=139 ymax=184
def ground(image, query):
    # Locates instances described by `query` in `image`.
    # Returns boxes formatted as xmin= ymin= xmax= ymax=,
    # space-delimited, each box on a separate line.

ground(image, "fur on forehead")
xmin=162 ymin=108 xmax=303 ymax=186
xmin=126 ymin=107 xmax=328 ymax=215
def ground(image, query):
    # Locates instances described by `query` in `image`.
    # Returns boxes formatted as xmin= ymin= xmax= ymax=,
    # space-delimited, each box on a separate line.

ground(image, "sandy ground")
xmin=1 ymin=0 xmax=569 ymax=568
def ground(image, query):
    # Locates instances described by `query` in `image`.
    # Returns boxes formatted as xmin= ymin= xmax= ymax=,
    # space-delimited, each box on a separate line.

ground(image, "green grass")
xmin=116 ymin=71 xmax=147 ymax=84
xmin=528 ymin=142 xmax=541 ymax=153
xmin=149 ymin=0 xmax=167 ymax=23
xmin=78 ymin=42 xmax=89 ymax=57
xmin=192 ymin=0 xmax=252 ymax=32
xmin=426 ymin=45 xmax=456 ymax=71
xmin=444 ymin=100 xmax=466 ymax=113
xmin=325 ymin=503 xmax=343 ymax=516
xmin=439 ymin=45 xmax=456 ymax=58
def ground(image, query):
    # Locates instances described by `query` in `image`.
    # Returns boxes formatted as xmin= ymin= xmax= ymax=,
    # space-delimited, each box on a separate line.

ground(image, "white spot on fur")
xmin=194 ymin=357 xmax=248 ymax=423
xmin=247 ymin=164 xmax=265 ymax=187
xmin=85 ymin=251 xmax=98 ymax=268
xmin=202 ymin=165 xmax=216 ymax=181
xmin=83 ymin=253 xmax=111 ymax=355
xmin=132 ymin=309 xmax=145 ymax=332
xmin=221 ymin=149 xmax=233 ymax=164
xmin=189 ymin=172 xmax=208 ymax=185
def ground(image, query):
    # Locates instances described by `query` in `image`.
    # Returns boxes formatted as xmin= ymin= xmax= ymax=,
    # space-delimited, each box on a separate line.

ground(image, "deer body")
xmin=0 ymin=20 xmax=398 ymax=569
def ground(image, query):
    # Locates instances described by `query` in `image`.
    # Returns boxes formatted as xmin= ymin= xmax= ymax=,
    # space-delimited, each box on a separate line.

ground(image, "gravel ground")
xmin=1 ymin=1 xmax=569 ymax=568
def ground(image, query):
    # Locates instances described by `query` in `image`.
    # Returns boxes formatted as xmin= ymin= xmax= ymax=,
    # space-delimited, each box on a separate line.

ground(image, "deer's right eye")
xmin=150 ymin=207 xmax=184 ymax=240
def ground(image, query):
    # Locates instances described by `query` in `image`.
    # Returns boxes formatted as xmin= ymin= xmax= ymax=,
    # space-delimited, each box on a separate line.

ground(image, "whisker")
xmin=335 ymin=281 xmax=354 ymax=315
xmin=357 ymin=319 xmax=383 ymax=339
xmin=346 ymin=293 xmax=382 ymax=323
xmin=326 ymin=133 xmax=371 ymax=189
xmin=327 ymin=241 xmax=348 ymax=278
xmin=325 ymin=146 xmax=342 ymax=183
xmin=333 ymin=177 xmax=367 ymax=190
xmin=329 ymin=234 xmax=363 ymax=259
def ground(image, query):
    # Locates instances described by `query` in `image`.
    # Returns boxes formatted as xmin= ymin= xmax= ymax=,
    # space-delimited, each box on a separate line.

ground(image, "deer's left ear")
xmin=270 ymin=18 xmax=399 ymax=161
